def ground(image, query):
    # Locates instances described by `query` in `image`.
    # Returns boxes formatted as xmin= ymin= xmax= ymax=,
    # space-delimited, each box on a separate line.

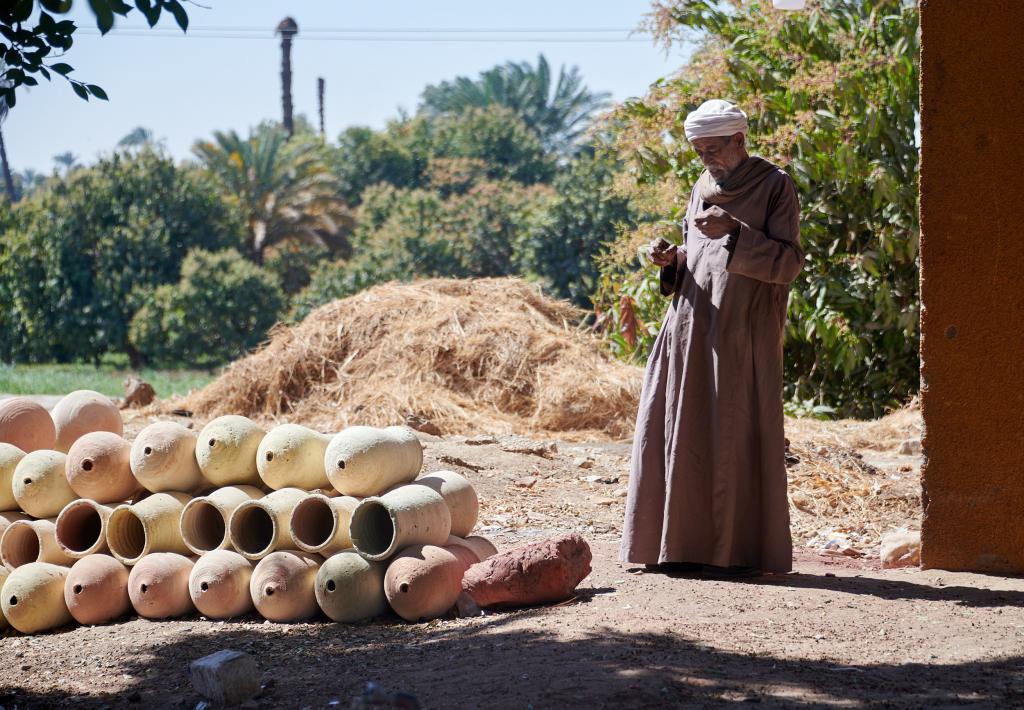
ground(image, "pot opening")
xmin=107 ymin=508 xmax=146 ymax=562
xmin=230 ymin=504 xmax=274 ymax=556
xmin=0 ymin=523 xmax=39 ymax=567
xmin=81 ymin=459 xmax=94 ymax=471
xmin=326 ymin=579 xmax=336 ymax=592
xmin=57 ymin=501 xmax=103 ymax=553
xmin=291 ymin=497 xmax=334 ymax=549
xmin=181 ymin=500 xmax=226 ymax=552
xmin=349 ymin=501 xmax=395 ymax=558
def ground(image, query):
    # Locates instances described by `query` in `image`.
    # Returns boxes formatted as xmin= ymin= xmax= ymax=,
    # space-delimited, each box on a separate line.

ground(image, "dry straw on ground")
xmin=181 ymin=278 xmax=642 ymax=440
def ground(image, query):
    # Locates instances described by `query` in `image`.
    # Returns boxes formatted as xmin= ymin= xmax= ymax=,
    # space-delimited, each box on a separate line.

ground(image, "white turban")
xmin=683 ymin=100 xmax=748 ymax=141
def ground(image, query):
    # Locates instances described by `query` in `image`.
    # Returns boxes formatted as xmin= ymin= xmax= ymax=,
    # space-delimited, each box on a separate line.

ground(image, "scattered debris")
xmin=574 ymin=456 xmax=595 ymax=469
xmin=122 ymin=376 xmax=156 ymax=409
xmin=189 ymin=650 xmax=261 ymax=707
xmin=899 ymin=439 xmax=922 ymax=456
xmin=514 ymin=477 xmax=538 ymax=489
xmin=404 ymin=413 xmax=441 ymax=437
xmin=881 ymin=529 xmax=921 ymax=568
xmin=500 ymin=436 xmax=558 ymax=458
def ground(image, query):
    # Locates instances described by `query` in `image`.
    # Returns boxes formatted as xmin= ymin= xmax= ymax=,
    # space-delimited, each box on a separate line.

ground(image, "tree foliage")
xmin=595 ymin=0 xmax=919 ymax=418
xmin=1 ymin=0 xmax=189 ymax=107
xmin=129 ymin=248 xmax=285 ymax=368
xmin=420 ymin=54 xmax=611 ymax=155
xmin=0 ymin=149 xmax=243 ymax=363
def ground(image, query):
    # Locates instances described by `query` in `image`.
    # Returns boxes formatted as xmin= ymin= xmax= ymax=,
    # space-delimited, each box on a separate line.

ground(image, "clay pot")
xmin=1 ymin=518 xmax=75 ymax=569
xmin=1 ymin=562 xmax=72 ymax=633
xmin=325 ymin=426 xmax=423 ymax=497
xmin=314 ymin=550 xmax=387 ymax=623
xmin=414 ymin=470 xmax=479 ymax=537
xmin=13 ymin=450 xmax=76 ymax=518
xmin=128 ymin=552 xmax=195 ymax=619
xmin=189 ymin=549 xmax=254 ymax=619
xmin=250 ymin=550 xmax=320 ymax=622
xmin=180 ymin=485 xmax=263 ymax=555
xmin=290 ymin=493 xmax=360 ymax=556
xmin=0 ymin=566 xmax=7 ymax=629
xmin=349 ymin=484 xmax=451 ymax=561
xmin=0 ymin=443 xmax=27 ymax=511
xmin=0 ymin=511 xmax=29 ymax=538
xmin=65 ymin=431 xmax=137 ymax=503
xmin=257 ymin=424 xmax=332 ymax=490
xmin=106 ymin=492 xmax=192 ymax=565
xmin=227 ymin=487 xmax=306 ymax=561
xmin=51 ymin=390 xmax=123 ymax=453
xmin=445 ymin=534 xmax=498 ymax=562
xmin=55 ymin=499 xmax=113 ymax=558
xmin=384 ymin=544 xmax=478 ymax=622
xmin=0 ymin=397 xmax=56 ymax=453
xmin=130 ymin=421 xmax=206 ymax=493
xmin=64 ymin=554 xmax=130 ymax=625
xmin=195 ymin=416 xmax=266 ymax=487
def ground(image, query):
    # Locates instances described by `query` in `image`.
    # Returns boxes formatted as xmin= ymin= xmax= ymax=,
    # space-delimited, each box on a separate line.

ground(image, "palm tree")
xmin=53 ymin=151 xmax=79 ymax=174
xmin=0 ymin=69 xmax=14 ymax=201
xmin=118 ymin=126 xmax=156 ymax=149
xmin=194 ymin=125 xmax=351 ymax=263
xmin=276 ymin=17 xmax=298 ymax=137
xmin=419 ymin=55 xmax=611 ymax=155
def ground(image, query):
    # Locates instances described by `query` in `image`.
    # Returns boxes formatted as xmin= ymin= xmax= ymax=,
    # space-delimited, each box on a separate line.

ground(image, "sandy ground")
xmin=2 ymin=409 xmax=1022 ymax=708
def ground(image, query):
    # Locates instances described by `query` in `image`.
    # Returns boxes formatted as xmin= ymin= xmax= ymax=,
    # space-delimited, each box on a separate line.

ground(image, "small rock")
xmin=574 ymin=457 xmax=595 ymax=469
xmin=122 ymin=375 xmax=156 ymax=409
xmin=598 ymin=499 xmax=616 ymax=506
xmin=581 ymin=475 xmax=602 ymax=484
xmin=612 ymin=488 xmax=628 ymax=498
xmin=465 ymin=435 xmax=497 ymax=446
xmin=514 ymin=477 xmax=537 ymax=489
xmin=899 ymin=439 xmax=922 ymax=455
xmin=881 ymin=529 xmax=921 ymax=568
xmin=816 ymin=446 xmax=828 ymax=456
xmin=189 ymin=650 xmax=261 ymax=707
xmin=404 ymin=414 xmax=441 ymax=437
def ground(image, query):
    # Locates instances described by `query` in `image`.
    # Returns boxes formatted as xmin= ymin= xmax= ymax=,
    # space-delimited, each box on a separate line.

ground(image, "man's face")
xmin=691 ymin=134 xmax=745 ymax=181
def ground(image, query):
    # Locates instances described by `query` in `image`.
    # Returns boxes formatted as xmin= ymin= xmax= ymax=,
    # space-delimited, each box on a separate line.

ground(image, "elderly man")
xmin=620 ymin=100 xmax=805 ymax=577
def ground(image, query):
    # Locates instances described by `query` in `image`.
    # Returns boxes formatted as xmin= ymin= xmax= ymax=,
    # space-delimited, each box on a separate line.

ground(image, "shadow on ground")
xmin=2 ymin=574 xmax=1023 ymax=709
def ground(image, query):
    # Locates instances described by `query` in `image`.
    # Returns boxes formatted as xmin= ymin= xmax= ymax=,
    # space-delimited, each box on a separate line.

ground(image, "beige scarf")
xmin=695 ymin=156 xmax=777 ymax=205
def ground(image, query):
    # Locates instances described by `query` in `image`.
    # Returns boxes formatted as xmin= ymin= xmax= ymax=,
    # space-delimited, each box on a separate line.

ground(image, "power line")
xmin=77 ymin=25 xmax=641 ymax=33
xmin=73 ymin=31 xmax=653 ymax=42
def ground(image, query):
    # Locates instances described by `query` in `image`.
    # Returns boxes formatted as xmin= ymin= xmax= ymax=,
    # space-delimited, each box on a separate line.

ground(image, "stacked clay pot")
xmin=0 ymin=402 xmax=498 ymax=633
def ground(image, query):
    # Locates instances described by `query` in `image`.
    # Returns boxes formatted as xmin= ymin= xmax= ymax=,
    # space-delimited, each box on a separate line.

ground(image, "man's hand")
xmin=694 ymin=205 xmax=741 ymax=239
xmin=647 ymin=238 xmax=677 ymax=268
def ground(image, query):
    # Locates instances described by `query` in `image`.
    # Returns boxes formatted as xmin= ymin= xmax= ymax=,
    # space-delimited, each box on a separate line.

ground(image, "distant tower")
xmin=317 ymin=77 xmax=326 ymax=137
xmin=276 ymin=17 xmax=298 ymax=137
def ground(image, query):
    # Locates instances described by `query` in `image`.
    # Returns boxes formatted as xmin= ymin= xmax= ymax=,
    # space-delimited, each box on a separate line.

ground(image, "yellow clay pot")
xmin=13 ymin=450 xmax=76 ymax=519
xmin=349 ymin=484 xmax=451 ymax=561
xmin=1 ymin=562 xmax=72 ymax=633
xmin=250 ymin=550 xmax=321 ymax=623
xmin=0 ymin=443 xmax=27 ymax=510
xmin=325 ymin=426 xmax=423 ymax=497
xmin=414 ymin=470 xmax=479 ymax=538
xmin=257 ymin=424 xmax=332 ymax=490
xmin=290 ymin=493 xmax=360 ymax=556
xmin=195 ymin=416 xmax=266 ymax=487
xmin=130 ymin=422 xmax=206 ymax=493
xmin=180 ymin=485 xmax=263 ymax=555
xmin=1 ymin=518 xmax=75 ymax=569
xmin=314 ymin=550 xmax=387 ymax=623
xmin=227 ymin=487 xmax=306 ymax=561
xmin=106 ymin=492 xmax=192 ymax=565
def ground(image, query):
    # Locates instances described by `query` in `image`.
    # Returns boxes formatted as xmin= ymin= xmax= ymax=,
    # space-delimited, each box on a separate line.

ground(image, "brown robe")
xmin=620 ymin=157 xmax=804 ymax=573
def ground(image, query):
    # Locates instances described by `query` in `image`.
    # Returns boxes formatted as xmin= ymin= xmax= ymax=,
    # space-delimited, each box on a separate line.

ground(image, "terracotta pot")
xmin=106 ymin=492 xmax=192 ymax=565
xmin=1 ymin=518 xmax=75 ymax=569
xmin=1 ymin=562 xmax=72 ymax=633
xmin=349 ymin=484 xmax=451 ymax=561
xmin=0 ymin=397 xmax=56 ymax=453
xmin=128 ymin=552 xmax=195 ymax=619
xmin=384 ymin=544 xmax=478 ymax=622
xmin=180 ymin=485 xmax=263 ymax=555
xmin=227 ymin=487 xmax=306 ymax=561
xmin=0 ymin=511 xmax=29 ymax=539
xmin=55 ymin=499 xmax=113 ymax=558
xmin=445 ymin=534 xmax=498 ymax=562
xmin=290 ymin=493 xmax=360 ymax=556
xmin=65 ymin=431 xmax=137 ymax=503
xmin=414 ymin=470 xmax=479 ymax=538
xmin=195 ymin=416 xmax=266 ymax=487
xmin=315 ymin=550 xmax=387 ymax=623
xmin=325 ymin=426 xmax=423 ymax=497
xmin=0 ymin=443 xmax=27 ymax=511
xmin=257 ymin=424 xmax=332 ymax=490
xmin=130 ymin=421 xmax=206 ymax=493
xmin=250 ymin=550 xmax=320 ymax=622
xmin=189 ymin=549 xmax=254 ymax=619
xmin=0 ymin=566 xmax=7 ymax=629
xmin=13 ymin=450 xmax=76 ymax=518
xmin=64 ymin=554 xmax=130 ymax=625
xmin=51 ymin=390 xmax=123 ymax=453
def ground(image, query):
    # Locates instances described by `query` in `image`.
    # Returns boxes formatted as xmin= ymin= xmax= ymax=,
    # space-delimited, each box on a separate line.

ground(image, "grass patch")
xmin=0 ymin=363 xmax=216 ymax=399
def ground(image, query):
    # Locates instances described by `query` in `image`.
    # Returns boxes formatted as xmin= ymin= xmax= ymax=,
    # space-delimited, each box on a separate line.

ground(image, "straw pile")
xmin=181 ymin=278 xmax=643 ymax=441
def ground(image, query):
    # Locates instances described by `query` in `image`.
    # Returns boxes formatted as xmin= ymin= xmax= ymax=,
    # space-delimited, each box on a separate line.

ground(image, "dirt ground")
xmin=2 ymin=409 xmax=1023 ymax=708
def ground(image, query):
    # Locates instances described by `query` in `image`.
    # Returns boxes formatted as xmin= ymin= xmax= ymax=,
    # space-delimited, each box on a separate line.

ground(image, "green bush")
xmin=129 ymin=248 xmax=285 ymax=368
xmin=0 ymin=149 xmax=243 ymax=363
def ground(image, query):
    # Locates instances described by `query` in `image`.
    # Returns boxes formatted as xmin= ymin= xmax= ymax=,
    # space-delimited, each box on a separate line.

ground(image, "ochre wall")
xmin=919 ymin=0 xmax=1024 ymax=572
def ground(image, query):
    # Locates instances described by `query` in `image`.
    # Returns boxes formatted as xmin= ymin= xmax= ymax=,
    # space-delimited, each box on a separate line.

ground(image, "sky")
xmin=5 ymin=1 xmax=694 ymax=174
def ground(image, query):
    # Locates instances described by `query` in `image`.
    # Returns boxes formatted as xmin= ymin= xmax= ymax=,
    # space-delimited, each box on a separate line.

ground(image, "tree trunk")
xmin=317 ymin=77 xmax=325 ymax=137
xmin=0 ymin=127 xmax=15 ymax=202
xmin=280 ymin=34 xmax=295 ymax=137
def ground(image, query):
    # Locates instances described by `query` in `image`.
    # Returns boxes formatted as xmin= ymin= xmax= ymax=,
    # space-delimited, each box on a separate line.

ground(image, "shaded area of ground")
xmin=2 ymin=544 xmax=1023 ymax=708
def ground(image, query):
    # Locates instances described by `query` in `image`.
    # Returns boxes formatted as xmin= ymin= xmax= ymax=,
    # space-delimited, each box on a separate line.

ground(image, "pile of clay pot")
xmin=0 ymin=392 xmax=497 ymax=635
